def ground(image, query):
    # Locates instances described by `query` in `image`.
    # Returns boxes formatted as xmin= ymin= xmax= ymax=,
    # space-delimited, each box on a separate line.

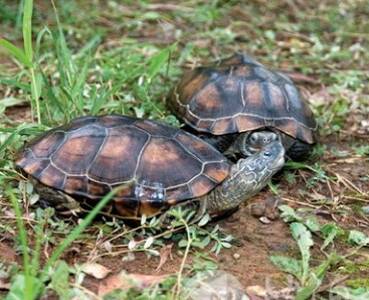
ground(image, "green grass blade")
xmin=16 ymin=0 xmax=25 ymax=29
xmin=0 ymin=39 xmax=31 ymax=67
xmin=23 ymin=0 xmax=33 ymax=62
xmin=147 ymin=43 xmax=176 ymax=82
xmin=0 ymin=77 xmax=31 ymax=92
xmin=6 ymin=188 xmax=33 ymax=299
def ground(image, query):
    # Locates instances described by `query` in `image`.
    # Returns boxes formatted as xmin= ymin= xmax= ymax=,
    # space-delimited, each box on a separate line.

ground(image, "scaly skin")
xmin=203 ymin=140 xmax=285 ymax=217
xmin=223 ymin=130 xmax=313 ymax=161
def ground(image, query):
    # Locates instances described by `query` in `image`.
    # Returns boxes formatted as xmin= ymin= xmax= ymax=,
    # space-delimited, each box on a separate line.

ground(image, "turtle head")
xmin=235 ymin=130 xmax=279 ymax=157
xmin=206 ymin=141 xmax=285 ymax=216
xmin=238 ymin=140 xmax=285 ymax=184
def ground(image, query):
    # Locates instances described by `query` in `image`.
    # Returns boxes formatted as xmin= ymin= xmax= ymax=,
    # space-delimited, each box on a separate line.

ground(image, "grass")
xmin=0 ymin=0 xmax=369 ymax=299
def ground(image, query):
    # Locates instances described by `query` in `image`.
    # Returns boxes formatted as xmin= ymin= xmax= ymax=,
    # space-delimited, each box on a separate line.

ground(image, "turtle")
xmin=15 ymin=115 xmax=285 ymax=221
xmin=168 ymin=53 xmax=317 ymax=161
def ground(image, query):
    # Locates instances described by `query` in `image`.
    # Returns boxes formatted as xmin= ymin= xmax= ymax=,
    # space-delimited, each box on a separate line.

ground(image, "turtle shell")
xmin=168 ymin=53 xmax=317 ymax=144
xmin=16 ymin=115 xmax=230 ymax=218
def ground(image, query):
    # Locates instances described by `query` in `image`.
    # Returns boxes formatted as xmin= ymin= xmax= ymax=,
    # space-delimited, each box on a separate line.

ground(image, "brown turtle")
xmin=168 ymin=53 xmax=317 ymax=161
xmin=16 ymin=115 xmax=285 ymax=220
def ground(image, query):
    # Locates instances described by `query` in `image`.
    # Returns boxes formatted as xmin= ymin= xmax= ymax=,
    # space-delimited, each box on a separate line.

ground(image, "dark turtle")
xmin=168 ymin=53 xmax=317 ymax=161
xmin=16 ymin=115 xmax=285 ymax=220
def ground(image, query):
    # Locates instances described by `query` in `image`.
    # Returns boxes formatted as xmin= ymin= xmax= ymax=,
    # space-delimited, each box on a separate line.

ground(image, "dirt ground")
xmin=1 ymin=0 xmax=369 ymax=298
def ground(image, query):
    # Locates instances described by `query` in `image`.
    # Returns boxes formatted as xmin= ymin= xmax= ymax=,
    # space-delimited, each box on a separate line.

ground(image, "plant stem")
xmin=174 ymin=219 xmax=192 ymax=299
xmin=30 ymin=67 xmax=41 ymax=124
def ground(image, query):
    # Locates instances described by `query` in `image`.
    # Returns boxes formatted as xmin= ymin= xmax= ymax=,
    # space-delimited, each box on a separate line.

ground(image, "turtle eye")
xmin=263 ymin=151 xmax=272 ymax=157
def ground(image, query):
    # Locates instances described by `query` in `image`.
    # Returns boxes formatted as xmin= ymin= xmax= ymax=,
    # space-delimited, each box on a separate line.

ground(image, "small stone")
xmin=259 ymin=216 xmax=271 ymax=224
xmin=250 ymin=203 xmax=265 ymax=218
xmin=122 ymin=252 xmax=135 ymax=262
xmin=233 ymin=253 xmax=240 ymax=260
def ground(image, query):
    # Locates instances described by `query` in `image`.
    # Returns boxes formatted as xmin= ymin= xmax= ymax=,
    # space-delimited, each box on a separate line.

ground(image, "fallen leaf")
xmin=98 ymin=271 xmax=167 ymax=296
xmin=155 ymin=243 xmax=173 ymax=272
xmin=246 ymin=285 xmax=267 ymax=297
xmin=0 ymin=242 xmax=17 ymax=262
xmin=81 ymin=262 xmax=111 ymax=279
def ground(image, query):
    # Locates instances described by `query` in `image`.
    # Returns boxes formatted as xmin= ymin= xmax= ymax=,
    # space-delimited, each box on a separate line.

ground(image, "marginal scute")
xmin=87 ymin=179 xmax=111 ymax=197
xmin=176 ymin=70 xmax=209 ymax=105
xmin=114 ymin=198 xmax=139 ymax=217
xmin=38 ymin=164 xmax=65 ymax=190
xmin=165 ymin=184 xmax=193 ymax=204
xmin=235 ymin=115 xmax=264 ymax=132
xmin=190 ymin=175 xmax=216 ymax=196
xmin=23 ymin=159 xmax=50 ymax=178
xmin=212 ymin=118 xmax=236 ymax=134
xmin=203 ymin=163 xmax=230 ymax=183
xmin=64 ymin=176 xmax=87 ymax=195
xmin=138 ymin=200 xmax=166 ymax=217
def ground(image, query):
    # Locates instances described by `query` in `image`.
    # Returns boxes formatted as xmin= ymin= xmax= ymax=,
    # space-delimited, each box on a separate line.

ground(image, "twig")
xmin=173 ymin=219 xmax=192 ymax=300
xmin=317 ymin=275 xmax=350 ymax=293
xmin=281 ymin=197 xmax=317 ymax=208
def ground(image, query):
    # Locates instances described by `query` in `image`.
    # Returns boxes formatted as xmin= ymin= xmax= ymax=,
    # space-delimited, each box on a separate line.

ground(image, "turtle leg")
xmin=286 ymin=140 xmax=314 ymax=161
xmin=280 ymin=134 xmax=314 ymax=161
xmin=32 ymin=179 xmax=83 ymax=216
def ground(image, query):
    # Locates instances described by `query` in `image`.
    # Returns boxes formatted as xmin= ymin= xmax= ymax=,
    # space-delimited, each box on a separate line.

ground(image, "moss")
xmin=339 ymin=259 xmax=369 ymax=274
xmin=346 ymin=278 xmax=369 ymax=289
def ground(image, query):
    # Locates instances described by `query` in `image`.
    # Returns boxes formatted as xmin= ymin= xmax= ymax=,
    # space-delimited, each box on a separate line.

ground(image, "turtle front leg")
xmin=33 ymin=182 xmax=83 ymax=216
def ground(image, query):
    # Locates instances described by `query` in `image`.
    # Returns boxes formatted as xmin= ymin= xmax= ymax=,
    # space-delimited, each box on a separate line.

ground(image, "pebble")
xmin=259 ymin=216 xmax=271 ymax=224
xmin=233 ymin=253 xmax=240 ymax=260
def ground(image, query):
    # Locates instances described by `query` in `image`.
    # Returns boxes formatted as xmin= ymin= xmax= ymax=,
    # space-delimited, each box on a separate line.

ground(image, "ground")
xmin=0 ymin=0 xmax=368 ymax=299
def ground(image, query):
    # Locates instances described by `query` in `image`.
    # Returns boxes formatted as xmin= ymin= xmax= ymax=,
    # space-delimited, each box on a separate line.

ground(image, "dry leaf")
xmin=0 ymin=242 xmax=17 ymax=262
xmin=246 ymin=285 xmax=267 ymax=297
xmin=155 ymin=243 xmax=173 ymax=272
xmin=98 ymin=271 xmax=167 ymax=296
xmin=81 ymin=262 xmax=111 ymax=279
